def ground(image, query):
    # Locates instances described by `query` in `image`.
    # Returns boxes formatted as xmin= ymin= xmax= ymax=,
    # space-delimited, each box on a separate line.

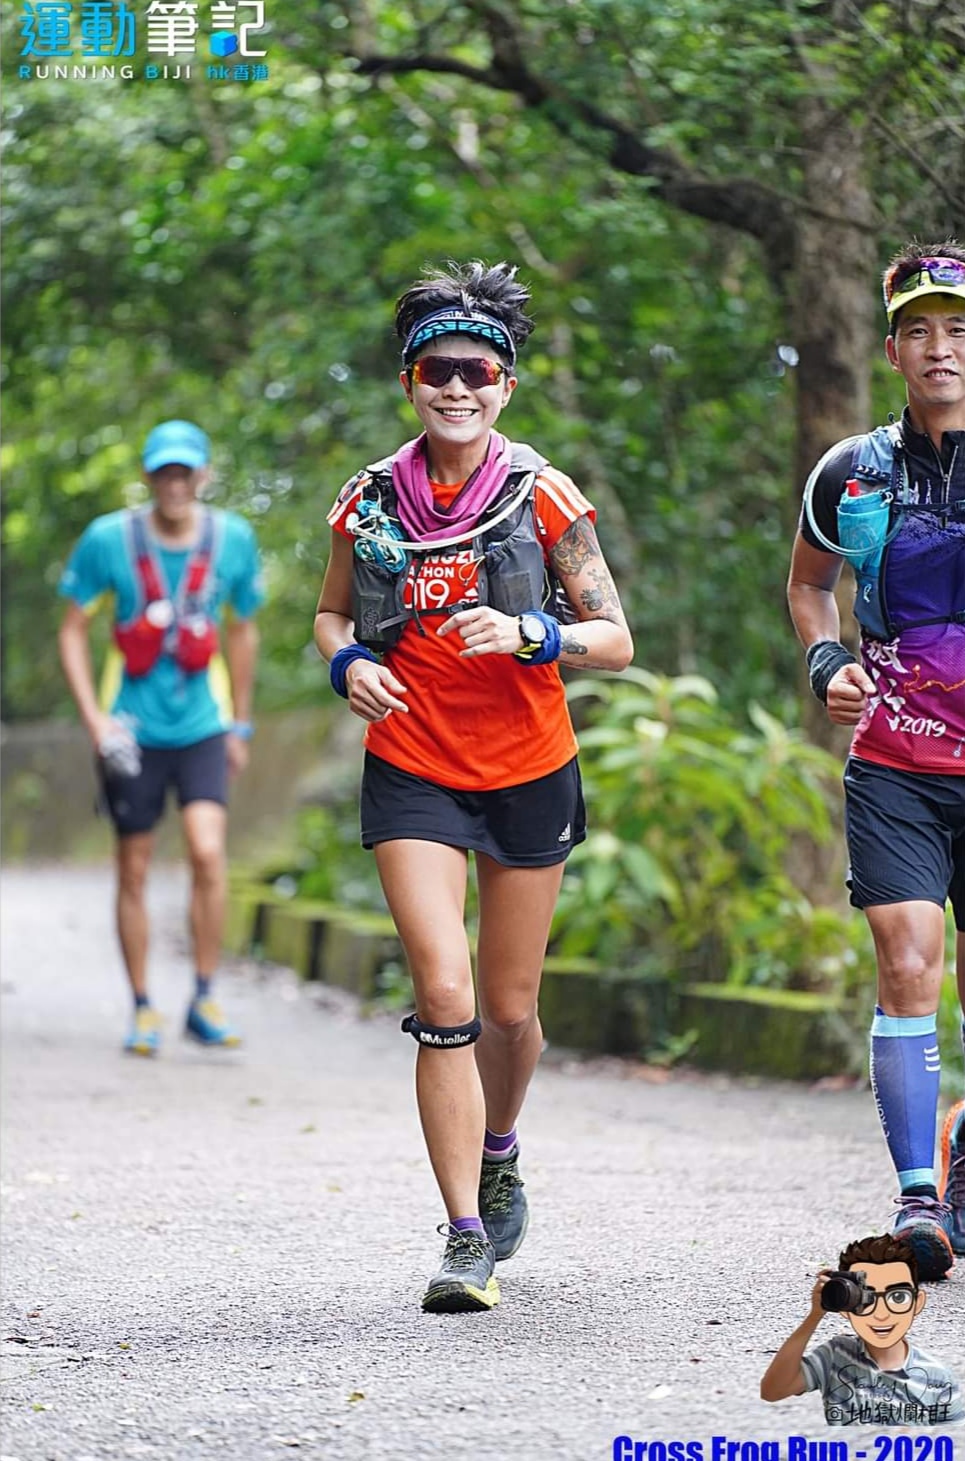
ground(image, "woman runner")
xmin=314 ymin=260 xmax=633 ymax=1313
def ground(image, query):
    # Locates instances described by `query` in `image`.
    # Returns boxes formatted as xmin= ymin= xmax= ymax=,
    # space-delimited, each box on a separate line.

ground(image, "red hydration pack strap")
xmin=180 ymin=514 xmax=215 ymax=609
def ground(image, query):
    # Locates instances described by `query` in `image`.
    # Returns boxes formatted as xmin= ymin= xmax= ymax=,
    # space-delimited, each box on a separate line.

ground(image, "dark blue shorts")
xmin=843 ymin=756 xmax=965 ymax=930
xmin=360 ymin=753 xmax=586 ymax=868
xmin=99 ymin=733 xmax=228 ymax=837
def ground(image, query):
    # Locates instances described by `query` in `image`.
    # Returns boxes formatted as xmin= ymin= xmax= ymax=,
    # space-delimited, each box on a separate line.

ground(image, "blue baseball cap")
xmin=142 ymin=419 xmax=210 ymax=473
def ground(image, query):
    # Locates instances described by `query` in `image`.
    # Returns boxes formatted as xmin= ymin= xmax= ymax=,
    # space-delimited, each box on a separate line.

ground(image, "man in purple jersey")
xmin=787 ymin=240 xmax=965 ymax=1281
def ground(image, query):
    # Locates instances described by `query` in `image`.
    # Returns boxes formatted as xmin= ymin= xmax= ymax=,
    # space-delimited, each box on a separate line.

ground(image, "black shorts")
xmin=99 ymin=734 xmax=228 ymax=837
xmin=843 ymin=756 xmax=965 ymax=930
xmin=360 ymin=753 xmax=586 ymax=868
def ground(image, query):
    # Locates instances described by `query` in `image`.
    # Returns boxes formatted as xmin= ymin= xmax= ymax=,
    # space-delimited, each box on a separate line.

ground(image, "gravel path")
xmin=2 ymin=864 xmax=963 ymax=1460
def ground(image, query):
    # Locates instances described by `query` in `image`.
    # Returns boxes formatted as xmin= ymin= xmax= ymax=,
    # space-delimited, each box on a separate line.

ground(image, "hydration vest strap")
xmin=127 ymin=508 xmax=214 ymax=612
xmin=177 ymin=509 xmax=215 ymax=615
xmin=898 ymin=610 xmax=965 ymax=630
xmin=355 ymin=444 xmax=550 ymax=554
xmin=128 ymin=510 xmax=166 ymax=606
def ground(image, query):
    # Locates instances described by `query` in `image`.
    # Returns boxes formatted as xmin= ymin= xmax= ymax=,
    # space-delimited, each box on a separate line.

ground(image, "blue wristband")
xmin=330 ymin=644 xmax=378 ymax=698
xmin=514 ymin=611 xmax=562 ymax=666
xmin=231 ymin=721 xmax=254 ymax=741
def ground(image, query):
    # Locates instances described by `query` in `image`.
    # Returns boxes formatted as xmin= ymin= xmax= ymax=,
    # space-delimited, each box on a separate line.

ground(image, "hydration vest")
xmin=806 ymin=423 xmax=965 ymax=642
xmin=347 ymin=443 xmax=576 ymax=652
xmin=113 ymin=508 xmax=221 ymax=677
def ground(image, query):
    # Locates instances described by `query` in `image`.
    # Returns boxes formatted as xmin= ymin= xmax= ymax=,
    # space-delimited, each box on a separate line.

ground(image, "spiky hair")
xmin=395 ymin=260 xmax=535 ymax=354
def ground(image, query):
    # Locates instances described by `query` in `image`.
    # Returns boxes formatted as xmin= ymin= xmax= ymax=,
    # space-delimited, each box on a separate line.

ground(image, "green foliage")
xmin=289 ymin=806 xmax=385 ymax=912
xmin=0 ymin=6 xmax=819 ymax=721
xmin=5 ymin=0 xmax=962 ymax=720
xmin=553 ymin=668 xmax=857 ymax=986
xmin=939 ymin=966 xmax=965 ymax=1093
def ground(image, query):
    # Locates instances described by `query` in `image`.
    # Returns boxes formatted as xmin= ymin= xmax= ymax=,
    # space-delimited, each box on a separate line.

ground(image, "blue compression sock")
xmin=870 ymin=1006 xmax=941 ymax=1192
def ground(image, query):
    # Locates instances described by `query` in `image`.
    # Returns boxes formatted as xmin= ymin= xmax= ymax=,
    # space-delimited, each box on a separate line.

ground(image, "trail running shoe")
xmin=422 ymin=1226 xmax=500 ymax=1314
xmin=124 ymin=1006 xmax=162 ymax=1057
xmin=892 ymin=1191 xmax=955 ymax=1281
xmin=479 ymin=1146 xmax=529 ymax=1261
xmin=184 ymin=998 xmax=241 ymax=1048
xmin=938 ymin=1099 xmax=965 ymax=1255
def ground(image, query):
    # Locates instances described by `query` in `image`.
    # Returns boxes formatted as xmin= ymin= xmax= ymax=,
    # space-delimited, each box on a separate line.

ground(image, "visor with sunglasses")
xmin=883 ymin=256 xmax=965 ymax=319
xmin=409 ymin=356 xmax=508 ymax=390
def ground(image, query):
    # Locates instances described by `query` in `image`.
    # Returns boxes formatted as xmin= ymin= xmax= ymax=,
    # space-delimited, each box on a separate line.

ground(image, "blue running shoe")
xmin=479 ymin=1146 xmax=529 ymax=1261
xmin=185 ymin=998 xmax=241 ymax=1048
xmin=124 ymin=1006 xmax=162 ymax=1057
xmin=892 ymin=1191 xmax=955 ymax=1281
xmin=939 ymin=1099 xmax=965 ymax=1256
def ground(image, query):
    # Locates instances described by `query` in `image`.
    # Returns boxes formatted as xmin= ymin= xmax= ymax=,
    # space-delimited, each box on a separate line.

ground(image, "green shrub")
xmin=554 ymin=667 xmax=853 ymax=986
xmin=292 ymin=805 xmax=386 ymax=912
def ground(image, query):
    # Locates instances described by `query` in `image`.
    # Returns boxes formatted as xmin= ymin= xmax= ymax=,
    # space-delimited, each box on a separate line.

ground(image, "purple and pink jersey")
xmin=802 ymin=415 xmax=965 ymax=775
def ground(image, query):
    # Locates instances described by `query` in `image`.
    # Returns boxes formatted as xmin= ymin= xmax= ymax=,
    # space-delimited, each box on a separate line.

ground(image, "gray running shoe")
xmin=479 ymin=1146 xmax=529 ymax=1261
xmin=422 ymin=1226 xmax=499 ymax=1314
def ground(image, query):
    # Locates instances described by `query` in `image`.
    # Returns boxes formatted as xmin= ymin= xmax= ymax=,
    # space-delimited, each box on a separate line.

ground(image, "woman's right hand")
xmin=345 ymin=659 xmax=409 ymax=722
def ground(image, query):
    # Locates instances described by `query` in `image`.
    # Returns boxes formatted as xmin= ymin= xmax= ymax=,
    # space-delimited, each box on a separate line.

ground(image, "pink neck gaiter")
xmin=391 ymin=432 xmax=513 ymax=543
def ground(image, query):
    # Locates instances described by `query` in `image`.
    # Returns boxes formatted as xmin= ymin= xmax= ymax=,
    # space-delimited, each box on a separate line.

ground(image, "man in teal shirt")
xmin=58 ymin=419 xmax=265 ymax=1055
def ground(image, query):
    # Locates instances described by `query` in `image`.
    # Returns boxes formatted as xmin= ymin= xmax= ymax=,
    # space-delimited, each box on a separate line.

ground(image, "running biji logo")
xmin=17 ymin=0 xmax=270 ymax=81
xmin=20 ymin=1 xmax=136 ymax=58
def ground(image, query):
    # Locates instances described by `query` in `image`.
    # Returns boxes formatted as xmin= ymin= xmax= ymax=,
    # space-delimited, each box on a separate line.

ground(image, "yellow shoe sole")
xmin=421 ymin=1277 xmax=500 ymax=1314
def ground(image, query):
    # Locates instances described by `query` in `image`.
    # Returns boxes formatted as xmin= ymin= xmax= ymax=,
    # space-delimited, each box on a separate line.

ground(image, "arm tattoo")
xmin=561 ymin=634 xmax=588 ymax=656
xmin=551 ymin=516 xmax=598 ymax=577
xmin=551 ymin=517 xmax=623 ymax=623
xmin=579 ymin=565 xmax=622 ymax=623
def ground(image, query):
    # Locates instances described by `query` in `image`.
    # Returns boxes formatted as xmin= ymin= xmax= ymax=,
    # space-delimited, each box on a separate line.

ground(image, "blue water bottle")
xmin=837 ymin=479 xmax=892 ymax=639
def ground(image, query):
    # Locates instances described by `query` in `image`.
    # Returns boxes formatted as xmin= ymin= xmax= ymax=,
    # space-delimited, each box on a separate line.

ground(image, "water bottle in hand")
xmin=99 ymin=726 xmax=142 ymax=779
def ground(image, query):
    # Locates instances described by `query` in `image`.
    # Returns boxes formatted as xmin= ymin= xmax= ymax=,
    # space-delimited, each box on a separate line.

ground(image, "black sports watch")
xmin=518 ymin=613 xmax=548 ymax=652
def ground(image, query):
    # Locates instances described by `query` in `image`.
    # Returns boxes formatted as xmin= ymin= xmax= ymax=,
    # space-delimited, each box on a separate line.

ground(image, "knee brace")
xmin=401 ymin=1012 xmax=481 ymax=1048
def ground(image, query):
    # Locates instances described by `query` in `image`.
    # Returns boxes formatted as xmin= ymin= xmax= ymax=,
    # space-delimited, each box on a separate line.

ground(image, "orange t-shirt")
xmin=328 ymin=463 xmax=595 ymax=790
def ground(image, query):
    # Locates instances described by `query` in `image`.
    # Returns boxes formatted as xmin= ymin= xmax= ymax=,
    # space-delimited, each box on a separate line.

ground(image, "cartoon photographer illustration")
xmin=761 ymin=1234 xmax=963 ymax=1426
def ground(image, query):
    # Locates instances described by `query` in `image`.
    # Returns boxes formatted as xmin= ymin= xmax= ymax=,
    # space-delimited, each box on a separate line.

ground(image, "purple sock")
xmin=451 ymin=1216 xmax=485 ymax=1235
xmin=483 ymin=1126 xmax=517 ymax=1158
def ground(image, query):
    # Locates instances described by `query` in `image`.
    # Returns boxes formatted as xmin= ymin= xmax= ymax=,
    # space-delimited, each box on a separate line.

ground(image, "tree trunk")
xmin=792 ymin=99 xmax=878 ymax=752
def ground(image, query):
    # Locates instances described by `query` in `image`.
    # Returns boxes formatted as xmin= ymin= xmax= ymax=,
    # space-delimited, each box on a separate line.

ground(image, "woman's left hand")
xmin=437 ymin=607 xmax=523 ymax=658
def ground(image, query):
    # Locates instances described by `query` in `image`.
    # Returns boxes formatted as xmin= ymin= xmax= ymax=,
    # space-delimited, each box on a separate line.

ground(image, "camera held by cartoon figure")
xmin=820 ymin=1269 xmax=874 ymax=1313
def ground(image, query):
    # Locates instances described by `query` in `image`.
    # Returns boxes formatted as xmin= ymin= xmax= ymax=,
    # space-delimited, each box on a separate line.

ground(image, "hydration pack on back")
xmin=349 ymin=443 xmax=577 ymax=653
xmin=113 ymin=509 xmax=220 ymax=677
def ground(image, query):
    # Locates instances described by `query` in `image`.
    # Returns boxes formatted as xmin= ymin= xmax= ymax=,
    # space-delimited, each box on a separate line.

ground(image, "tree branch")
xmin=353 ymin=49 xmax=798 ymax=279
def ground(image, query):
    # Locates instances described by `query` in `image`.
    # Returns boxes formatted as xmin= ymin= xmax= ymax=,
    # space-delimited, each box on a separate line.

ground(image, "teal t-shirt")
xmin=58 ymin=507 xmax=265 ymax=748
